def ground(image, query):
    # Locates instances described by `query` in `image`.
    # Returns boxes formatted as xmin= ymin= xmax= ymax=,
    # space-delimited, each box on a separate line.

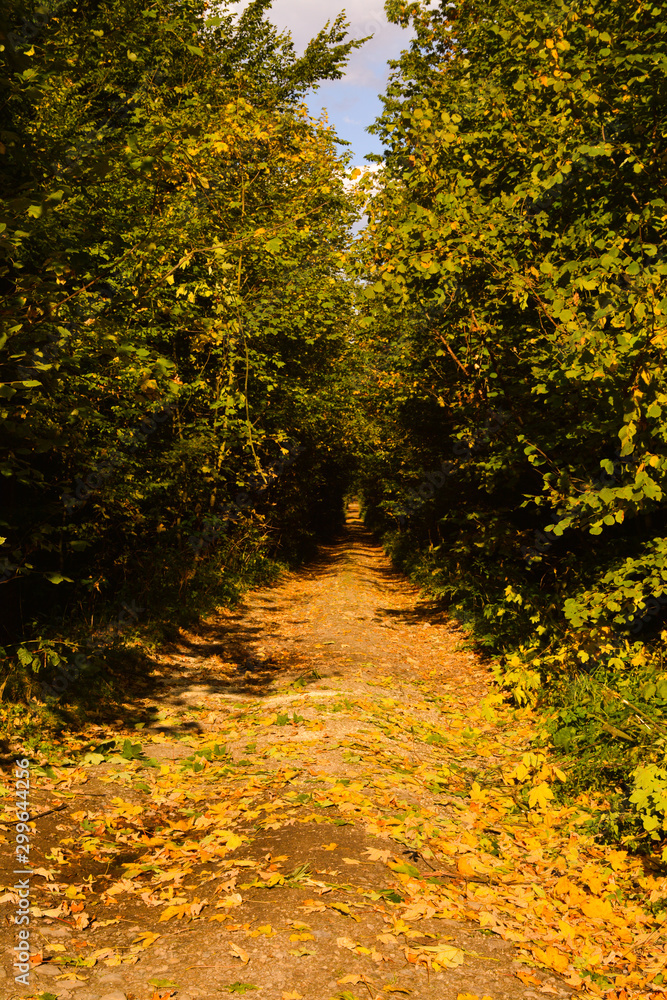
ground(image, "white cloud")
xmin=226 ymin=0 xmax=404 ymax=54
xmin=223 ymin=0 xmax=413 ymax=161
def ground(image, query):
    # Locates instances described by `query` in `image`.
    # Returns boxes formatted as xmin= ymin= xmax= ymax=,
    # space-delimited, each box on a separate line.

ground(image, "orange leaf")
xmin=516 ymin=970 xmax=543 ymax=987
xmin=456 ymin=855 xmax=477 ymax=878
xmin=581 ymin=897 xmax=614 ymax=920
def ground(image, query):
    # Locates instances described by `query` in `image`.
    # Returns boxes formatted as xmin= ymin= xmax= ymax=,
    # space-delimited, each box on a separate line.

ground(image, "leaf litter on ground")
xmin=3 ymin=514 xmax=667 ymax=1000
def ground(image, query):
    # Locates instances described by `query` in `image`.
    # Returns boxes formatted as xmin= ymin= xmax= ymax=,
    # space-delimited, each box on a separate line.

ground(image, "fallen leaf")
xmin=337 ymin=936 xmax=358 ymax=950
xmin=456 ymin=855 xmax=478 ymax=878
xmin=528 ymin=781 xmax=554 ymax=810
xmin=364 ymin=847 xmax=392 ymax=863
xmin=516 ymin=970 xmax=543 ymax=987
xmin=300 ymin=899 xmax=326 ymax=913
xmin=32 ymin=867 xmax=57 ymax=880
xmin=131 ymin=931 xmax=161 ymax=950
xmin=431 ymin=945 xmax=465 ymax=969
xmin=532 ymin=944 xmax=569 ymax=974
xmin=229 ymin=943 xmax=250 ymax=964
xmin=218 ymin=892 xmax=244 ymax=908
xmin=252 ymin=924 xmax=275 ymax=938
xmin=329 ymin=901 xmax=359 ymax=920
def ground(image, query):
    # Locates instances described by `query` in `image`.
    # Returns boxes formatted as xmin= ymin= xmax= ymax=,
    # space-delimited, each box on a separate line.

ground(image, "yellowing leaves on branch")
xmin=356 ymin=0 xmax=667 ymax=865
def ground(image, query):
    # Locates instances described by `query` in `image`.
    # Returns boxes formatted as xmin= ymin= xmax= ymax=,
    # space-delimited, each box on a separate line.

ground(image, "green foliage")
xmin=630 ymin=764 xmax=667 ymax=839
xmin=354 ymin=0 xmax=667 ymax=849
xmin=0 ymin=0 xmax=361 ymax=679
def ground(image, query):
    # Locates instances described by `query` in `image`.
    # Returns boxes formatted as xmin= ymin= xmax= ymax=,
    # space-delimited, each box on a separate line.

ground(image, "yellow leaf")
xmin=528 ymin=781 xmax=554 ymax=809
xmin=158 ymin=903 xmax=190 ymax=922
xmin=581 ymin=897 xmax=614 ymax=920
xmin=282 ymin=993 xmax=303 ymax=1000
xmin=222 ymin=832 xmax=244 ymax=850
xmin=580 ymin=864 xmax=605 ymax=895
xmin=402 ymin=901 xmax=435 ymax=921
xmin=557 ymin=919 xmax=578 ymax=944
xmin=432 ymin=945 xmax=465 ymax=969
xmin=321 ymin=842 xmax=338 ymax=851
xmin=532 ymin=945 xmax=569 ymax=973
xmin=64 ymin=884 xmax=85 ymax=899
xmin=130 ymin=931 xmax=160 ymax=950
xmin=606 ymin=849 xmax=628 ymax=872
xmin=89 ymin=948 xmax=115 ymax=962
xmin=261 ymin=872 xmax=284 ymax=887
xmin=329 ymin=902 xmax=358 ymax=919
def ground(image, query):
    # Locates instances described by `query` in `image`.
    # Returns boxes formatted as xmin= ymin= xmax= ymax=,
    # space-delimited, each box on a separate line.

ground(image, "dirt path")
xmin=1 ymin=505 xmax=664 ymax=1000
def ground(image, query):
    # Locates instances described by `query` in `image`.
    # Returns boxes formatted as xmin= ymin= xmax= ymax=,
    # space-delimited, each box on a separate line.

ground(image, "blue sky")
xmin=227 ymin=1 xmax=413 ymax=166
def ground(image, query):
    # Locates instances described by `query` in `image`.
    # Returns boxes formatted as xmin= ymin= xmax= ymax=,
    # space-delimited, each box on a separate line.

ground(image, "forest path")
xmin=3 ymin=506 xmax=659 ymax=1000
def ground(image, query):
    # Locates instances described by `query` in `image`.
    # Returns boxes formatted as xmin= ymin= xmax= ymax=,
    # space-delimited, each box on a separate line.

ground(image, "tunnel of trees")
xmin=2 ymin=0 xmax=667 ymax=847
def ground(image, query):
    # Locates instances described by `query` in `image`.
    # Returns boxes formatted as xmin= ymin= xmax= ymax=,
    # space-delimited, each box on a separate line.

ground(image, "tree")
xmin=0 ymin=0 xmax=360 ymax=663
xmin=354 ymin=0 xmax=667 ymax=813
